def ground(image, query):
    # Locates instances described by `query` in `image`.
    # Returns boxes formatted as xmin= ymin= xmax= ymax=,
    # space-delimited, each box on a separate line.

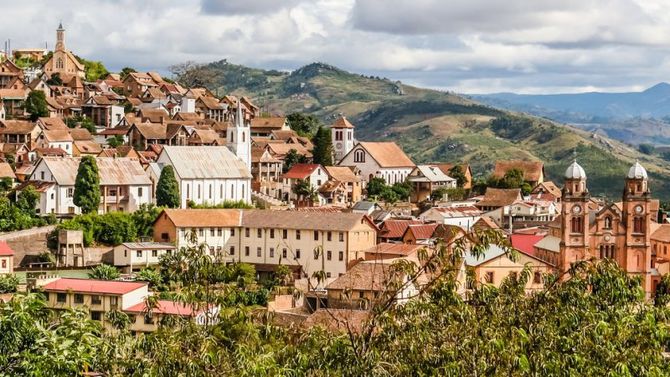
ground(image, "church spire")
xmin=55 ymin=23 xmax=65 ymax=52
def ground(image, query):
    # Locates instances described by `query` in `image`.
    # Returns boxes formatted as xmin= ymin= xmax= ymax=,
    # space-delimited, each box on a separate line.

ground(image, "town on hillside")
xmin=1 ymin=24 xmax=670 ymax=372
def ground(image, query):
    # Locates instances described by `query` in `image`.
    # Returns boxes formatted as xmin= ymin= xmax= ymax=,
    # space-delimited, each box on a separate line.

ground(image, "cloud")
xmin=0 ymin=0 xmax=669 ymax=94
xmin=200 ymin=0 xmax=303 ymax=15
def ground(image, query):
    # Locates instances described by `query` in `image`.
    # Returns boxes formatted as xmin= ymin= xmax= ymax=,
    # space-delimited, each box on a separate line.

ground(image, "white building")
xmin=339 ymin=141 xmax=415 ymax=186
xmin=330 ymin=116 xmax=355 ymax=163
xmin=279 ymin=163 xmax=330 ymax=203
xmin=155 ymin=145 xmax=252 ymax=208
xmin=113 ymin=242 xmax=176 ymax=272
xmin=36 ymin=129 xmax=73 ymax=156
xmin=419 ymin=205 xmax=482 ymax=230
xmin=226 ymin=99 xmax=251 ymax=173
xmin=27 ymin=156 xmax=152 ymax=216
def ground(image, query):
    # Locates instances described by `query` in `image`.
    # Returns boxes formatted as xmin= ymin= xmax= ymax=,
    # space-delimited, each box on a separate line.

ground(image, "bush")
xmin=88 ymin=264 xmax=120 ymax=280
xmin=0 ymin=275 xmax=19 ymax=293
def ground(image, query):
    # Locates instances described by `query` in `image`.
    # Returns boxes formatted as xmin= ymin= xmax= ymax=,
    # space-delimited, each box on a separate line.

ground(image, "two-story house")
xmin=339 ymin=142 xmax=415 ymax=187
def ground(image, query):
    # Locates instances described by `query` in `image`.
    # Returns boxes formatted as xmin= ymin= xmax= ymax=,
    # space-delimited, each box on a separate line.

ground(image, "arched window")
xmin=633 ymin=217 xmax=645 ymax=233
xmin=604 ymin=216 xmax=612 ymax=229
xmin=242 ymin=131 xmax=246 ymax=142
xmin=571 ymin=217 xmax=583 ymax=233
xmin=354 ymin=149 xmax=365 ymax=163
xmin=56 ymin=58 xmax=63 ymax=69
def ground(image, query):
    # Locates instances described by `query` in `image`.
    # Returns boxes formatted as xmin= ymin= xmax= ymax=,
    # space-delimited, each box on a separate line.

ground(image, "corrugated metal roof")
xmin=160 ymin=146 xmax=251 ymax=179
xmin=39 ymin=156 xmax=151 ymax=186
xmin=463 ymin=244 xmax=507 ymax=267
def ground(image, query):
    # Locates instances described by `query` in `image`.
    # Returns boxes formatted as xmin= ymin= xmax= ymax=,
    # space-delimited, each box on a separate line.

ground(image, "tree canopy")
xmin=23 ymin=90 xmax=49 ymax=121
xmin=287 ymin=112 xmax=321 ymax=137
xmin=156 ymin=165 xmax=180 ymax=208
xmin=311 ymin=126 xmax=333 ymax=166
xmin=73 ymin=156 xmax=101 ymax=214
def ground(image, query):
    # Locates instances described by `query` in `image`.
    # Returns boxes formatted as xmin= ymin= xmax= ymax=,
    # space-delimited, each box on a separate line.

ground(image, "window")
xmin=327 ymin=232 xmax=332 ymax=241
xmin=231 ymin=228 xmax=235 ymax=237
xmin=209 ymin=246 xmax=215 ymax=255
xmin=339 ymin=232 xmax=344 ymax=242
xmin=570 ymin=217 xmax=583 ymax=233
xmin=533 ymin=272 xmax=542 ymax=284
xmin=314 ymin=231 xmax=319 ymax=241
xmin=230 ymin=246 xmax=235 ymax=255
xmin=91 ymin=311 xmax=102 ymax=321
xmin=257 ymin=229 xmax=262 ymax=238
xmin=217 ymin=228 xmax=223 ymax=236
xmin=74 ymin=294 xmax=84 ymax=304
xmin=124 ymin=250 xmax=128 ymax=258
xmin=283 ymin=229 xmax=288 ymax=239
xmin=326 ymin=272 xmax=332 ymax=278
xmin=136 ymin=250 xmax=143 ymax=258
xmin=296 ymin=230 xmax=301 ymax=240
xmin=152 ymin=250 xmax=158 ymax=257
xmin=339 ymin=251 xmax=344 ymax=261
xmin=161 ymin=232 xmax=168 ymax=241
xmin=57 ymin=293 xmax=67 ymax=303
xmin=0 ymin=260 xmax=5 ymax=269
xmin=144 ymin=314 xmax=154 ymax=325
xmin=198 ymin=228 xmax=204 ymax=237
xmin=485 ymin=272 xmax=494 ymax=283
xmin=270 ymin=248 xmax=275 ymax=258
xmin=335 ymin=130 xmax=342 ymax=141
xmin=270 ymin=229 xmax=275 ymax=238
xmin=210 ymin=228 xmax=215 ymax=236
xmin=91 ymin=295 xmax=101 ymax=305
xmin=354 ymin=149 xmax=365 ymax=163
xmin=245 ymin=228 xmax=250 ymax=237
xmin=40 ymin=171 xmax=45 ymax=180
xmin=599 ymin=244 xmax=616 ymax=259
xmin=295 ymin=249 xmax=301 ymax=259
xmin=209 ymin=185 xmax=212 ymax=199
xmin=633 ymin=217 xmax=645 ymax=233
xmin=110 ymin=297 xmax=118 ymax=308
xmin=257 ymin=247 xmax=262 ymax=257
xmin=138 ymin=187 xmax=143 ymax=197
xmin=245 ymin=247 xmax=250 ymax=256
xmin=66 ymin=187 xmax=74 ymax=197
xmin=327 ymin=250 xmax=332 ymax=261
xmin=282 ymin=248 xmax=287 ymax=258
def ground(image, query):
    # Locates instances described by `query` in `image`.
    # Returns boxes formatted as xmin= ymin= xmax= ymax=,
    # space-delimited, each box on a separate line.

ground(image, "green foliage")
xmin=46 ymin=72 xmax=62 ymax=86
xmin=88 ymin=264 xmax=121 ymax=280
xmin=486 ymin=168 xmax=532 ymax=195
xmin=82 ymin=59 xmax=109 ymax=82
xmin=0 ymin=177 xmax=13 ymax=192
xmin=65 ymin=115 xmax=97 ymax=134
xmin=448 ymin=165 xmax=467 ymax=188
xmin=431 ymin=187 xmax=467 ymax=201
xmin=391 ymin=181 xmax=412 ymax=200
xmin=156 ymin=166 xmax=180 ymax=208
xmin=73 ymin=156 xmax=100 ymax=214
xmin=106 ymin=135 xmax=125 ymax=148
xmin=286 ymin=112 xmax=321 ymax=137
xmin=638 ymin=143 xmax=655 ymax=155
xmin=292 ymin=179 xmax=318 ymax=202
xmin=119 ymin=67 xmax=136 ymax=81
xmin=13 ymin=56 xmax=37 ymax=69
xmin=136 ymin=268 xmax=164 ymax=290
xmin=366 ymin=177 xmax=411 ymax=202
xmin=23 ymin=90 xmax=49 ymax=121
xmin=311 ymin=126 xmax=334 ymax=166
xmin=201 ymin=59 xmax=275 ymax=93
xmin=132 ymin=203 xmax=162 ymax=239
xmin=283 ymin=149 xmax=309 ymax=172
xmin=15 ymin=185 xmax=39 ymax=216
xmin=0 ymin=274 xmax=19 ymax=293
xmin=490 ymin=115 xmax=535 ymax=140
xmin=366 ymin=177 xmax=387 ymax=197
xmin=0 ymin=196 xmax=45 ymax=232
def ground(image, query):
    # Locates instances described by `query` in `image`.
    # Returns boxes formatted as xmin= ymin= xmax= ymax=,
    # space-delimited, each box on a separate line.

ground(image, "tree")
xmin=169 ymin=61 xmax=216 ymax=88
xmin=638 ymin=143 xmax=655 ymax=155
xmin=65 ymin=115 xmax=96 ymax=134
xmin=156 ymin=165 xmax=180 ymax=208
xmin=107 ymin=135 xmax=125 ymax=148
xmin=391 ymin=181 xmax=412 ymax=201
xmin=23 ymin=90 xmax=49 ymax=121
xmin=283 ymin=149 xmax=308 ymax=172
xmin=501 ymin=168 xmax=524 ymax=188
xmin=448 ymin=165 xmax=467 ymax=188
xmin=131 ymin=204 xmax=162 ymax=239
xmin=73 ymin=156 xmax=100 ymax=214
xmin=0 ymin=274 xmax=18 ymax=293
xmin=311 ymin=126 xmax=333 ymax=166
xmin=286 ymin=112 xmax=321 ymax=137
xmin=46 ymin=72 xmax=62 ymax=86
xmin=366 ymin=177 xmax=387 ymax=197
xmin=0 ymin=177 xmax=13 ymax=192
xmin=293 ymin=179 xmax=318 ymax=202
xmin=119 ymin=67 xmax=137 ymax=81
xmin=135 ymin=268 xmax=163 ymax=290
xmin=81 ymin=59 xmax=109 ymax=82
xmin=15 ymin=186 xmax=39 ymax=216
xmin=88 ymin=264 xmax=120 ymax=280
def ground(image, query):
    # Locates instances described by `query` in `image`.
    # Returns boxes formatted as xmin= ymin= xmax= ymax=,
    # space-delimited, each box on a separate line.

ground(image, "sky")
xmin=2 ymin=0 xmax=670 ymax=94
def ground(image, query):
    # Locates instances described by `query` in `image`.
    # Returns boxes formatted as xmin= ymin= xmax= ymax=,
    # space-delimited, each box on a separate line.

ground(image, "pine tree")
xmin=311 ymin=126 xmax=333 ymax=166
xmin=156 ymin=165 xmax=180 ymax=208
xmin=73 ymin=156 xmax=100 ymax=214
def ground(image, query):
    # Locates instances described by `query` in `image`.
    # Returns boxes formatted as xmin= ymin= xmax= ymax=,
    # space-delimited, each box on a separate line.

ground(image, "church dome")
xmin=565 ymin=160 xmax=586 ymax=179
xmin=627 ymin=161 xmax=648 ymax=179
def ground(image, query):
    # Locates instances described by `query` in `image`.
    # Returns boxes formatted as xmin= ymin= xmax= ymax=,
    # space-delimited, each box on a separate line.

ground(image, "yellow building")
xmin=152 ymin=209 xmax=378 ymax=287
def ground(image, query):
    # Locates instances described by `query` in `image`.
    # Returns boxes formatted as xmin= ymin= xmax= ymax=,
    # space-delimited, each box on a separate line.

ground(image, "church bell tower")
xmin=559 ymin=160 xmax=591 ymax=273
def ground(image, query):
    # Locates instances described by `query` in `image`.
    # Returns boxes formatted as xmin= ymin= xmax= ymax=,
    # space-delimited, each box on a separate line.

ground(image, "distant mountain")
xmin=194 ymin=60 xmax=670 ymax=200
xmin=472 ymin=84 xmax=670 ymax=145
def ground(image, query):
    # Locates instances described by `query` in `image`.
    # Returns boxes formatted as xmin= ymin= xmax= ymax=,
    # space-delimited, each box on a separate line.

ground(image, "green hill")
xmin=198 ymin=60 xmax=670 ymax=201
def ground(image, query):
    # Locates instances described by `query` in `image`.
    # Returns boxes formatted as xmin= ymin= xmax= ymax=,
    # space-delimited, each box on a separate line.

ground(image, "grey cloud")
xmin=200 ymin=0 xmax=302 ymax=15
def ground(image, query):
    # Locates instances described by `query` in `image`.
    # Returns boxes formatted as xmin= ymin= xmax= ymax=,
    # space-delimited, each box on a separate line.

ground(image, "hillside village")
xmin=1 ymin=24 xmax=670 ymax=357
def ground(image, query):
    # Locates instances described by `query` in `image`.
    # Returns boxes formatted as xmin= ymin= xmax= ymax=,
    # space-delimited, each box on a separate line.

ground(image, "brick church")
xmin=559 ymin=160 xmax=656 ymax=295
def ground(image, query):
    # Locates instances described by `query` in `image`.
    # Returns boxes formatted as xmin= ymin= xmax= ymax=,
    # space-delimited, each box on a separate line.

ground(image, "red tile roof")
xmin=124 ymin=299 xmax=201 ymax=316
xmin=405 ymin=223 xmax=439 ymax=240
xmin=379 ymin=219 xmax=422 ymax=239
xmin=510 ymin=234 xmax=544 ymax=256
xmin=281 ymin=164 xmax=323 ymax=180
xmin=42 ymin=278 xmax=147 ymax=295
xmin=0 ymin=242 xmax=14 ymax=256
xmin=331 ymin=116 xmax=355 ymax=129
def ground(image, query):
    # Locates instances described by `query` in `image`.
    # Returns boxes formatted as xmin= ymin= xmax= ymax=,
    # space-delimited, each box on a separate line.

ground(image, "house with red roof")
xmin=0 ymin=242 xmax=14 ymax=274
xmin=125 ymin=299 xmax=220 ymax=333
xmin=402 ymin=223 xmax=439 ymax=245
xmin=279 ymin=163 xmax=330 ymax=204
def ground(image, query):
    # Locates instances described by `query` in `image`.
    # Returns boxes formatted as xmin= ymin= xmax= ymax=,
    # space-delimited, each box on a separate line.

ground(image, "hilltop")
xmin=472 ymin=83 xmax=670 ymax=146
xmin=198 ymin=60 xmax=670 ymax=200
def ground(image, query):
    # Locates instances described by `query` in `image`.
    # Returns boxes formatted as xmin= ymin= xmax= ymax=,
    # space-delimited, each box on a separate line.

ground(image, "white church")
xmin=154 ymin=100 xmax=253 ymax=208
